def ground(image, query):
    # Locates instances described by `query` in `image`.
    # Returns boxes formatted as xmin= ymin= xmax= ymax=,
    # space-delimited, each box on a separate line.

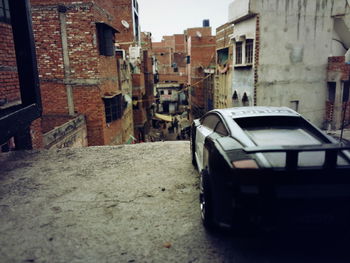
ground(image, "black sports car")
xmin=190 ymin=107 xmax=350 ymax=230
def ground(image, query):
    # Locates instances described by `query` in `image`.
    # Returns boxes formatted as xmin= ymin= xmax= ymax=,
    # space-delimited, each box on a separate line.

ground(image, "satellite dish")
xmin=196 ymin=31 xmax=202 ymax=38
xmin=121 ymin=20 xmax=130 ymax=29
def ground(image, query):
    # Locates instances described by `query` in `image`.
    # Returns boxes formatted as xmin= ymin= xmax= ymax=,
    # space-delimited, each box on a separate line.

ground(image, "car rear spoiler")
xmin=243 ymin=144 xmax=350 ymax=170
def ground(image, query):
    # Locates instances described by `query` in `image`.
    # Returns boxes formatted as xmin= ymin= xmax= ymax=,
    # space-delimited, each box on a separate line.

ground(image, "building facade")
xmin=227 ymin=0 xmax=350 ymax=128
xmin=30 ymin=0 xmax=136 ymax=146
xmin=186 ymin=25 xmax=216 ymax=118
xmin=214 ymin=22 xmax=234 ymax=109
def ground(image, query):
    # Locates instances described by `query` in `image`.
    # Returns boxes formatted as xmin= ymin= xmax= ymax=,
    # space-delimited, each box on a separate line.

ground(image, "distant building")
xmin=186 ymin=24 xmax=216 ymax=118
xmin=156 ymin=83 xmax=186 ymax=114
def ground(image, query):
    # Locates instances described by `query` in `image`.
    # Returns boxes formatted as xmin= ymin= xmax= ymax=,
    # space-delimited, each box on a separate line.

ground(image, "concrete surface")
xmin=1 ymin=141 xmax=350 ymax=263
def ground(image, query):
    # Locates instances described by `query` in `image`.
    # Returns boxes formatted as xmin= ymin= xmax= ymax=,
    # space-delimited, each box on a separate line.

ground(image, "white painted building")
xmin=228 ymin=0 xmax=350 ymax=128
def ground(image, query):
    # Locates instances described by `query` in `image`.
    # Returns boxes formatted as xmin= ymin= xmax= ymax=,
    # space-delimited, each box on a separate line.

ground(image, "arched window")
xmin=242 ymin=92 xmax=249 ymax=106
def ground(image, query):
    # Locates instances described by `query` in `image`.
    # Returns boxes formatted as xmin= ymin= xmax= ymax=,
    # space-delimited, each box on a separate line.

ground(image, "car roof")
xmin=213 ymin=106 xmax=300 ymax=120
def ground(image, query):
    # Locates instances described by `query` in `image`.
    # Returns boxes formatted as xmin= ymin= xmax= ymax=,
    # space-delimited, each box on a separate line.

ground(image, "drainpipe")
xmin=58 ymin=5 xmax=75 ymax=116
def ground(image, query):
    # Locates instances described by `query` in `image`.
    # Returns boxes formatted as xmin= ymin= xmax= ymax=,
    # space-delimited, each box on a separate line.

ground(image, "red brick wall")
xmin=186 ymin=27 xmax=212 ymax=38
xmin=31 ymin=1 xmax=126 ymax=146
xmin=328 ymin=56 xmax=350 ymax=81
xmin=0 ymin=23 xmax=20 ymax=103
xmin=72 ymin=86 xmax=105 ymax=145
xmin=112 ymin=0 xmax=135 ymax=49
xmin=1 ymin=21 xmax=44 ymax=149
xmin=188 ymin=35 xmax=216 ymax=108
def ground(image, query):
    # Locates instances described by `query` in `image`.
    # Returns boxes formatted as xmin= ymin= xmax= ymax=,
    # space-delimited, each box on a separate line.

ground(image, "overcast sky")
xmin=138 ymin=0 xmax=233 ymax=42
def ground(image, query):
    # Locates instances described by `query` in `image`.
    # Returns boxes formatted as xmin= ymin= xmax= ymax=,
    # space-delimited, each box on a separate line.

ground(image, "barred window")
xmin=235 ymin=42 xmax=242 ymax=65
xmin=0 ymin=0 xmax=11 ymax=24
xmin=245 ymin=39 xmax=253 ymax=64
xmin=103 ymin=94 xmax=123 ymax=123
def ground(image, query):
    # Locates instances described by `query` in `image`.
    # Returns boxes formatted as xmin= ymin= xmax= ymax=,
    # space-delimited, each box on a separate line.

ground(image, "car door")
xmin=195 ymin=113 xmax=220 ymax=171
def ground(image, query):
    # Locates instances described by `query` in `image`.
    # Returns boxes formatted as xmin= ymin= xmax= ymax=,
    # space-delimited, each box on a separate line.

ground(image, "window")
xmin=232 ymin=90 xmax=238 ymax=100
xmin=215 ymin=121 xmax=228 ymax=136
xmin=235 ymin=42 xmax=242 ymax=64
xmin=328 ymin=82 xmax=336 ymax=102
xmin=0 ymin=0 xmax=10 ymax=24
xmin=245 ymin=39 xmax=253 ymax=64
xmin=103 ymin=94 xmax=123 ymax=123
xmin=242 ymin=92 xmax=249 ymax=106
xmin=290 ymin=100 xmax=299 ymax=112
xmin=186 ymin=56 xmax=191 ymax=64
xmin=168 ymin=90 xmax=172 ymax=95
xmin=96 ymin=23 xmax=116 ymax=56
xmin=201 ymin=114 xmax=220 ymax=130
xmin=343 ymin=82 xmax=349 ymax=102
xmin=217 ymin=48 xmax=229 ymax=65
xmin=160 ymin=90 xmax=164 ymax=95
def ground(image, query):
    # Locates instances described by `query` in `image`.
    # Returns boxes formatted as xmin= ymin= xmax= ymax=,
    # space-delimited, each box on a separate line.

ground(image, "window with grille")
xmin=245 ymin=39 xmax=253 ymax=64
xmin=235 ymin=42 xmax=242 ymax=64
xmin=0 ymin=0 xmax=10 ymax=24
xmin=103 ymin=94 xmax=123 ymax=123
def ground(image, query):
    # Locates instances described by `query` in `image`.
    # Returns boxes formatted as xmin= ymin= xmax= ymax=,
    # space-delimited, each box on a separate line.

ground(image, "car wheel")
xmin=199 ymin=170 xmax=214 ymax=229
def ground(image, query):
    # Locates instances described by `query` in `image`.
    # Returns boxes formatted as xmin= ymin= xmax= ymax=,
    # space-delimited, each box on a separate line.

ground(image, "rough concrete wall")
xmin=253 ymin=0 xmax=349 ymax=127
xmin=43 ymin=114 xmax=87 ymax=148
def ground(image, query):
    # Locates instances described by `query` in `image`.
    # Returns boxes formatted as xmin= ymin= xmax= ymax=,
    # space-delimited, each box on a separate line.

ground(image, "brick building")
xmin=0 ymin=0 xmax=43 ymax=151
xmin=214 ymin=22 xmax=234 ymax=109
xmin=30 ymin=0 xmax=135 ymax=146
xmin=152 ymin=34 xmax=188 ymax=84
xmin=186 ymin=25 xmax=216 ymax=118
xmin=326 ymin=56 xmax=350 ymax=129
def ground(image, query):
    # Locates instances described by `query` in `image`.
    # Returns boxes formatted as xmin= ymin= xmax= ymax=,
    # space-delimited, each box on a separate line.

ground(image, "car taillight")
xmin=232 ymin=159 xmax=259 ymax=169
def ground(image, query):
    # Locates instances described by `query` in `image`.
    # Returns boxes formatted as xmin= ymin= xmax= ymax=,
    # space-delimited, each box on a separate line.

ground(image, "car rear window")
xmin=234 ymin=116 xmax=327 ymax=146
xmin=234 ymin=116 xmax=342 ymax=167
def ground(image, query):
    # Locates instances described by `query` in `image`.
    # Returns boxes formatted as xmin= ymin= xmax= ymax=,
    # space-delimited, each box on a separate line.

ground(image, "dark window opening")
xmin=235 ymin=42 xmax=242 ymax=64
xmin=245 ymin=39 xmax=253 ymax=64
xmin=343 ymin=82 xmax=349 ymax=102
xmin=134 ymin=13 xmax=139 ymax=42
xmin=132 ymin=96 xmax=139 ymax=109
xmin=96 ymin=23 xmax=116 ymax=56
xmin=328 ymin=82 xmax=336 ymax=102
xmin=186 ymin=55 xmax=191 ymax=64
xmin=168 ymin=90 xmax=172 ymax=95
xmin=217 ymin=48 xmax=229 ymax=65
xmin=0 ymin=0 xmax=10 ymax=24
xmin=242 ymin=92 xmax=249 ymax=106
xmin=174 ymin=67 xmax=178 ymax=72
xmin=290 ymin=100 xmax=299 ymax=112
xmin=104 ymin=94 xmax=123 ymax=123
xmin=232 ymin=90 xmax=238 ymax=100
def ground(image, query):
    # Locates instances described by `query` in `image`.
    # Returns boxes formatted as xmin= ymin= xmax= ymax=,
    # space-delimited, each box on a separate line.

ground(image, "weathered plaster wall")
xmin=253 ymin=0 xmax=349 ymax=127
xmin=230 ymin=17 xmax=256 ymax=106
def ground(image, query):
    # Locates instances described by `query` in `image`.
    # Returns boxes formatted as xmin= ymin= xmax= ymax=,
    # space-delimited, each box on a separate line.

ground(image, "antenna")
xmin=196 ymin=31 xmax=202 ymax=38
xmin=121 ymin=20 xmax=130 ymax=29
